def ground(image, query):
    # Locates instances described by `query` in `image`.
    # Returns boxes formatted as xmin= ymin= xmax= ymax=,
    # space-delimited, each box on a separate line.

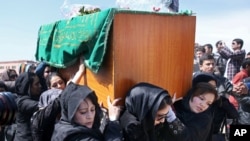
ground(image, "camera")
xmin=0 ymin=92 xmax=17 ymax=126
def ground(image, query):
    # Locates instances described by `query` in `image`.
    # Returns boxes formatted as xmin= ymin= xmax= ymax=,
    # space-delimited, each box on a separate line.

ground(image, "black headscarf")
xmin=192 ymin=72 xmax=217 ymax=87
xmin=120 ymin=82 xmax=171 ymax=141
xmin=35 ymin=62 xmax=49 ymax=93
xmin=15 ymin=72 xmax=41 ymax=101
xmin=173 ymin=82 xmax=218 ymax=141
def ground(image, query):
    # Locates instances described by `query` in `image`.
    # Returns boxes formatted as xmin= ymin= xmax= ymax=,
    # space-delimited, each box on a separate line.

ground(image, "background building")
xmin=0 ymin=60 xmax=37 ymax=76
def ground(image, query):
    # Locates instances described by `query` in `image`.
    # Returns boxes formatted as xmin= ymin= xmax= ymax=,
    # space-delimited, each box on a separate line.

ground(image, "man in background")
xmin=219 ymin=38 xmax=246 ymax=81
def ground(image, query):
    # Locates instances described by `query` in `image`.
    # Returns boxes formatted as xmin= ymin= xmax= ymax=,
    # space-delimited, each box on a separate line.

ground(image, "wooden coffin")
xmin=61 ymin=11 xmax=196 ymax=106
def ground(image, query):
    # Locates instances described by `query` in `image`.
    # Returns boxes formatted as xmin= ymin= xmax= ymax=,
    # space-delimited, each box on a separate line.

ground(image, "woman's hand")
xmin=69 ymin=56 xmax=85 ymax=84
xmin=78 ymin=56 xmax=86 ymax=74
xmin=107 ymin=96 xmax=122 ymax=121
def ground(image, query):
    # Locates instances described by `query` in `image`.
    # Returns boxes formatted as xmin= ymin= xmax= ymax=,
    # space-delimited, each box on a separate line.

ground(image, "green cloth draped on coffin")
xmin=35 ymin=8 xmax=115 ymax=73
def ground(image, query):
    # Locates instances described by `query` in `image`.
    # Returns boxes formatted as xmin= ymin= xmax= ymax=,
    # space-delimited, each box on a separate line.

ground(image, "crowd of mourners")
xmin=0 ymin=38 xmax=249 ymax=141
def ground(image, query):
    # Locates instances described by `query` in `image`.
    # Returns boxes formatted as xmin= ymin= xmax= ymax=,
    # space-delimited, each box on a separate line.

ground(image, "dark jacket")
xmin=235 ymin=78 xmax=250 ymax=124
xmin=31 ymin=97 xmax=61 ymax=141
xmin=211 ymin=75 xmax=238 ymax=134
xmin=14 ymin=72 xmax=40 ymax=141
xmin=237 ymin=96 xmax=250 ymax=124
xmin=38 ymin=88 xmax=62 ymax=108
xmin=30 ymin=88 xmax=63 ymax=141
xmin=120 ymin=82 xmax=183 ymax=141
xmin=51 ymin=82 xmax=123 ymax=141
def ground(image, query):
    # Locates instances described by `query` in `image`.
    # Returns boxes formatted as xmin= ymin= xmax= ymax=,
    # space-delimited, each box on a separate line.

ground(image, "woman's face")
xmin=74 ymin=98 xmax=96 ymax=128
xmin=154 ymin=105 xmax=171 ymax=126
xmin=50 ymin=75 xmax=66 ymax=90
xmin=30 ymin=75 xmax=42 ymax=96
xmin=43 ymin=66 xmax=51 ymax=79
xmin=189 ymin=93 xmax=215 ymax=113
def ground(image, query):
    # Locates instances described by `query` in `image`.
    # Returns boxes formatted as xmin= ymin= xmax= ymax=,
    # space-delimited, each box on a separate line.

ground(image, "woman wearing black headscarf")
xmin=193 ymin=72 xmax=238 ymax=141
xmin=51 ymin=82 xmax=123 ymax=141
xmin=13 ymin=72 xmax=42 ymax=141
xmin=35 ymin=62 xmax=51 ymax=93
xmin=120 ymin=82 xmax=184 ymax=141
xmin=171 ymin=80 xmax=219 ymax=141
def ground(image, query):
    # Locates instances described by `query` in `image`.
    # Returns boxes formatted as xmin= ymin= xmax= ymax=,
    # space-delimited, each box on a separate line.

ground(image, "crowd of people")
xmin=193 ymin=38 xmax=250 ymax=140
xmin=0 ymin=38 xmax=249 ymax=141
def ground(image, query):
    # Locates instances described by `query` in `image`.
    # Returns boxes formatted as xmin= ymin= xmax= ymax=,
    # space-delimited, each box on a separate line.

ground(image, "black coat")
xmin=14 ymin=72 xmax=40 ymax=141
xmin=235 ymin=95 xmax=250 ymax=124
xmin=14 ymin=96 xmax=39 ymax=141
xmin=31 ymin=97 xmax=61 ymax=141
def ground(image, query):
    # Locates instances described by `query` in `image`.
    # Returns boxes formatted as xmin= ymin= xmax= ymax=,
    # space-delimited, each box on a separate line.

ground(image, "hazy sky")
xmin=0 ymin=0 xmax=250 ymax=61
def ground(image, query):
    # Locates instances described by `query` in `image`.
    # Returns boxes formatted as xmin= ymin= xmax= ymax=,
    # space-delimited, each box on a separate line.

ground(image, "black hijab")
xmin=15 ymin=72 xmax=40 ymax=100
xmin=192 ymin=72 xmax=217 ymax=87
xmin=173 ymin=82 xmax=217 ymax=141
xmin=121 ymin=82 xmax=171 ymax=141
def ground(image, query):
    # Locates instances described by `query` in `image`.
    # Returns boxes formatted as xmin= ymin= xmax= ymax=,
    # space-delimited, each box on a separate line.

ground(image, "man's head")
xmin=203 ymin=44 xmax=213 ymax=55
xmin=215 ymin=40 xmax=224 ymax=52
xmin=241 ymin=58 xmax=250 ymax=75
xmin=195 ymin=46 xmax=205 ymax=59
xmin=199 ymin=54 xmax=215 ymax=73
xmin=232 ymin=38 xmax=244 ymax=50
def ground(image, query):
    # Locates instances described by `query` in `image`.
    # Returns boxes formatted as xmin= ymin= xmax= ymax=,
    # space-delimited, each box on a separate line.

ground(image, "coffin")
xmin=37 ymin=9 xmax=196 ymax=106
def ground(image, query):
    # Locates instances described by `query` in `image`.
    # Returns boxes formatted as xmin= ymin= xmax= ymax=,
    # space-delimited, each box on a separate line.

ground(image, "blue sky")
xmin=0 ymin=0 xmax=250 ymax=61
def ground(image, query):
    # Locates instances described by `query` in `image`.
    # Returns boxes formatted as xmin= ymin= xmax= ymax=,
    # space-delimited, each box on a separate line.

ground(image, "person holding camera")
xmin=214 ymin=40 xmax=227 ymax=77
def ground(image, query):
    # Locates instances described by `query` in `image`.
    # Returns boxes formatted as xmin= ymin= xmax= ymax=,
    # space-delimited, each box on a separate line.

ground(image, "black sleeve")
xmin=31 ymin=98 xmax=61 ymax=141
xmin=17 ymin=96 xmax=39 ymax=114
xmin=122 ymin=122 xmax=149 ymax=141
xmin=157 ymin=118 xmax=185 ymax=141
xmin=104 ymin=121 xmax=123 ymax=141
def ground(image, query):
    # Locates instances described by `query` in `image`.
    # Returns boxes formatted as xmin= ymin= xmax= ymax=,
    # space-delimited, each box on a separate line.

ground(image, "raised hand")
xmin=107 ymin=96 xmax=122 ymax=121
